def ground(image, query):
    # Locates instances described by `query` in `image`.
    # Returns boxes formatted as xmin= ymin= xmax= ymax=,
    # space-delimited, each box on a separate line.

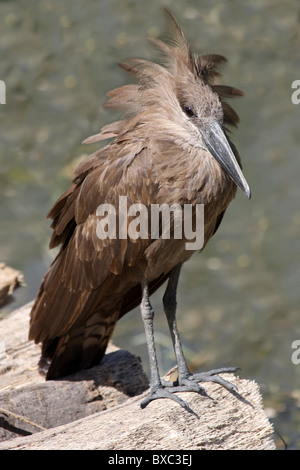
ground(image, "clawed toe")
xmin=140 ymin=387 xmax=198 ymax=416
xmin=190 ymin=367 xmax=240 ymax=391
xmin=139 ymin=367 xmax=240 ymax=415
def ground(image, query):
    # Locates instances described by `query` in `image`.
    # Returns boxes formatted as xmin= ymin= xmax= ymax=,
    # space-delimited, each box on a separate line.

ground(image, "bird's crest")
xmin=83 ymin=10 xmax=244 ymax=144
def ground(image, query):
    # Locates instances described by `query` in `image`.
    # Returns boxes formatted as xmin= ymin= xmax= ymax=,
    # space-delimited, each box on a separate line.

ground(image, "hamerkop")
xmin=29 ymin=11 xmax=251 ymax=412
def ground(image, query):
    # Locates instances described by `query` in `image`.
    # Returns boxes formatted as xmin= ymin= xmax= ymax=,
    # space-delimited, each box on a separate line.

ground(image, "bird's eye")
xmin=183 ymin=106 xmax=194 ymax=118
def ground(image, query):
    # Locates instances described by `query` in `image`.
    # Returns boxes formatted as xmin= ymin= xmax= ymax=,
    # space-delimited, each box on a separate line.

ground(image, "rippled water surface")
xmin=0 ymin=0 xmax=299 ymax=449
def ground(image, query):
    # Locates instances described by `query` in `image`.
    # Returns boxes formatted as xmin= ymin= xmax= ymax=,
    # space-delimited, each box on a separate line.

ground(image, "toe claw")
xmin=140 ymin=387 xmax=198 ymax=416
xmin=140 ymin=367 xmax=240 ymax=414
xmin=188 ymin=367 xmax=239 ymax=392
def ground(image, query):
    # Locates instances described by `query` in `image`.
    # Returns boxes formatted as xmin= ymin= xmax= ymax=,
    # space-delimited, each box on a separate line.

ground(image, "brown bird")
xmin=29 ymin=11 xmax=250 ymax=412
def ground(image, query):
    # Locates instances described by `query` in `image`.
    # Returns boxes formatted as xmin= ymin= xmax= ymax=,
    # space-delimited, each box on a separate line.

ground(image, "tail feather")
xmin=29 ymin=252 xmax=121 ymax=378
xmin=44 ymin=310 xmax=119 ymax=379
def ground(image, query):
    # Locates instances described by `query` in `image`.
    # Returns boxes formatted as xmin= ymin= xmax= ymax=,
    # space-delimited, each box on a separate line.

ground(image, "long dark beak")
xmin=200 ymin=121 xmax=251 ymax=199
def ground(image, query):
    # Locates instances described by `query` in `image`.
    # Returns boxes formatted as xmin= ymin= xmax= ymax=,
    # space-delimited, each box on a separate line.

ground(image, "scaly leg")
xmin=139 ymin=278 xmax=197 ymax=414
xmin=163 ymin=263 xmax=239 ymax=393
xmin=140 ymin=266 xmax=239 ymax=413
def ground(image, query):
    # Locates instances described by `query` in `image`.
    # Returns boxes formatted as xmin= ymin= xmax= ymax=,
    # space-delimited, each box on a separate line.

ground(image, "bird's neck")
xmin=153 ymin=139 xmax=237 ymax=210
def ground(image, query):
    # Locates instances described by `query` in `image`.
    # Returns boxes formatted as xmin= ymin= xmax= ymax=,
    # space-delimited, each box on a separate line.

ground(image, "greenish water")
xmin=0 ymin=0 xmax=299 ymax=449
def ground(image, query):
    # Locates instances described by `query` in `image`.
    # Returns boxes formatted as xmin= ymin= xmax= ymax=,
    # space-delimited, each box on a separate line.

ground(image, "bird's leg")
xmin=140 ymin=279 xmax=161 ymax=390
xmin=162 ymin=264 xmax=189 ymax=382
xmin=163 ymin=264 xmax=239 ymax=394
xmin=139 ymin=278 xmax=197 ymax=414
xmin=162 ymin=264 xmax=206 ymax=394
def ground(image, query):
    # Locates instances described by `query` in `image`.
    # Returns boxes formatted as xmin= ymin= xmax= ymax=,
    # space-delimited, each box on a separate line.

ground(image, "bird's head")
xmin=93 ymin=10 xmax=251 ymax=199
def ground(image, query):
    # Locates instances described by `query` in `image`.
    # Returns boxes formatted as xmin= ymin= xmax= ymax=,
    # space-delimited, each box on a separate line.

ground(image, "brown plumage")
xmin=29 ymin=11 xmax=250 ymax=412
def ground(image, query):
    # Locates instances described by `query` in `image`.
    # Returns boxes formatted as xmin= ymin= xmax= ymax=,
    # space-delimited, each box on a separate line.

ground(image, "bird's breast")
xmin=155 ymin=145 xmax=236 ymax=211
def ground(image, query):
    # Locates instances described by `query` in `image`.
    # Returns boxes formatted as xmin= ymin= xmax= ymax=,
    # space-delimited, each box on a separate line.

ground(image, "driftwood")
xmin=0 ymin=263 xmax=23 ymax=307
xmin=0 ymin=302 xmax=276 ymax=450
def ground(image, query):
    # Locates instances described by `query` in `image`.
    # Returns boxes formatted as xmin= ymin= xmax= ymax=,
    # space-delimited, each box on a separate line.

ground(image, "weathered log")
xmin=0 ymin=263 xmax=23 ymax=307
xmin=0 ymin=302 xmax=149 ymax=442
xmin=0 ymin=302 xmax=276 ymax=450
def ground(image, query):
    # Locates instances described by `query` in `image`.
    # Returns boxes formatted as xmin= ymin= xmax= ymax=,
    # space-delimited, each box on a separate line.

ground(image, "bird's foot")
xmin=161 ymin=367 xmax=239 ymax=395
xmin=140 ymin=367 xmax=239 ymax=414
xmin=185 ymin=366 xmax=240 ymax=392
xmin=140 ymin=385 xmax=201 ymax=416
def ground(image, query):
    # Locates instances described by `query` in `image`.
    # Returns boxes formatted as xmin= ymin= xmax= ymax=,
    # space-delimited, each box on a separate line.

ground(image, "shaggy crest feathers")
xmin=83 ymin=10 xmax=244 ymax=145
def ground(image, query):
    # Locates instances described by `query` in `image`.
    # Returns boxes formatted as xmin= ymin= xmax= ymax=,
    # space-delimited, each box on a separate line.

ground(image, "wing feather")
xmin=29 ymin=143 xmax=159 ymax=346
